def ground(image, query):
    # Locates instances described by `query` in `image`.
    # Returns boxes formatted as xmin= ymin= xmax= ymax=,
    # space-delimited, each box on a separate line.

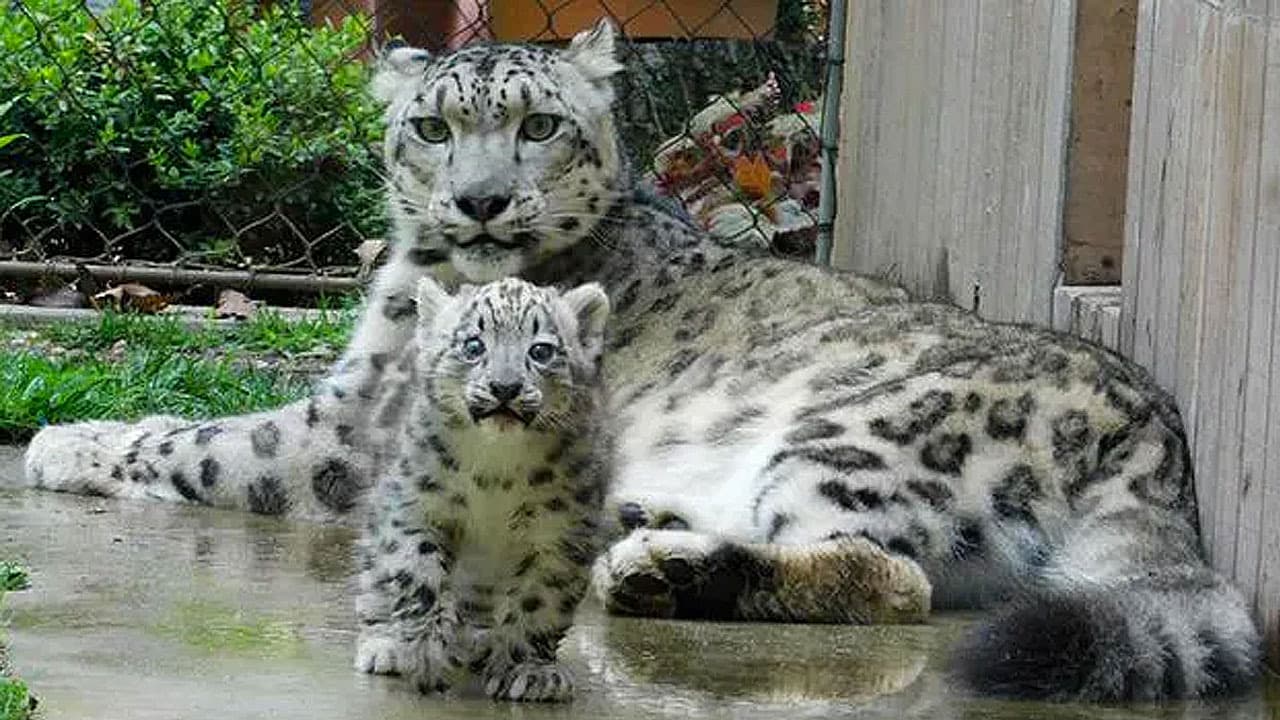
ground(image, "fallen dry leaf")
xmin=355 ymin=238 xmax=389 ymax=282
xmin=733 ymin=153 xmax=774 ymax=201
xmin=215 ymin=288 xmax=256 ymax=320
xmin=91 ymin=283 xmax=170 ymax=314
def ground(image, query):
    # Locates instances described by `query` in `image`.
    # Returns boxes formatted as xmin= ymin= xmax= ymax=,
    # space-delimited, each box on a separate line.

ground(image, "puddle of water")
xmin=1 ymin=447 xmax=1277 ymax=720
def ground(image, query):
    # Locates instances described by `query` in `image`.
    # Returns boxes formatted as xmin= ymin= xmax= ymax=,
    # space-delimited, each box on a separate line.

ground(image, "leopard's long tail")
xmin=954 ymin=412 xmax=1261 ymax=701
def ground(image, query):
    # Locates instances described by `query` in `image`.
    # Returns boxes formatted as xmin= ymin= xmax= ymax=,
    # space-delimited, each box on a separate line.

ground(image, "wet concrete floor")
xmin=1 ymin=447 xmax=1277 ymax=719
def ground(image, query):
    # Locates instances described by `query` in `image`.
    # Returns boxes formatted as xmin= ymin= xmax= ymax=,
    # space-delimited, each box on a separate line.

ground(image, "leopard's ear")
xmin=372 ymin=45 xmax=431 ymax=104
xmin=415 ymin=276 xmax=452 ymax=327
xmin=562 ymin=282 xmax=610 ymax=362
xmin=565 ymin=18 xmax=623 ymax=82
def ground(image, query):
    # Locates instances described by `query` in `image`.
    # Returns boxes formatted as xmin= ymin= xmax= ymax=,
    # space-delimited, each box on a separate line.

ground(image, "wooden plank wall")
xmin=831 ymin=0 xmax=1075 ymax=324
xmin=1120 ymin=0 xmax=1280 ymax=666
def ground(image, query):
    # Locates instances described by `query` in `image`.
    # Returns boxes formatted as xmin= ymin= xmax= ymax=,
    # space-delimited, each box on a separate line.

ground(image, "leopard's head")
xmin=373 ymin=20 xmax=625 ymax=281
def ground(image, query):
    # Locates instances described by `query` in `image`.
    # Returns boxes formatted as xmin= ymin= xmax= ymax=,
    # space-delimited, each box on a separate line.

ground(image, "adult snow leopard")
xmin=25 ymin=19 xmax=1260 ymax=702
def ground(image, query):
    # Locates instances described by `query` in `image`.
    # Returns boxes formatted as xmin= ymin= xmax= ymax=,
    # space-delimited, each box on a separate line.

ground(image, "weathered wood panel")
xmin=1121 ymin=0 xmax=1280 ymax=667
xmin=831 ymin=0 xmax=1075 ymax=324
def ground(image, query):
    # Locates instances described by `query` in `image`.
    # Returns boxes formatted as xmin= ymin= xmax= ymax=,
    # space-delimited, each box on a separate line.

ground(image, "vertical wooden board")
xmin=993 ymin=0 xmax=1029 ymax=321
xmin=903 ymin=0 xmax=940 ymax=297
xmin=1123 ymin=0 xmax=1171 ymax=367
xmin=854 ymin=1 xmax=888 ymax=277
xmin=883 ymin=2 xmax=915 ymax=284
xmin=865 ymin=0 xmax=902 ymax=283
xmin=1150 ymin=3 xmax=1198 ymax=389
xmin=1014 ymin=0 xmax=1057 ymax=325
xmin=936 ymin=1 xmax=982 ymax=303
xmin=958 ymin=2 xmax=1013 ymax=319
xmin=889 ymin=0 xmax=919 ymax=292
xmin=910 ymin=1 xmax=946 ymax=302
xmin=1207 ymin=13 xmax=1258 ymax=574
xmin=1256 ymin=0 xmax=1280 ymax=669
xmin=1234 ymin=0 xmax=1279 ymax=608
xmin=1120 ymin=0 xmax=1161 ymax=357
xmin=997 ymin=0 xmax=1043 ymax=323
xmin=1219 ymin=8 xmax=1268 ymax=583
xmin=1173 ymin=6 xmax=1221 ymax=452
xmin=833 ymin=0 xmax=878 ymax=274
xmin=1186 ymin=4 xmax=1229 ymax=553
xmin=1030 ymin=0 xmax=1076 ymax=325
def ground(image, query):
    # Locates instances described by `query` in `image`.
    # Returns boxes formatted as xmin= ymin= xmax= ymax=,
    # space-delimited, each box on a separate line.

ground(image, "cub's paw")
xmin=354 ymin=634 xmax=402 ymax=676
xmin=485 ymin=661 xmax=574 ymax=702
xmin=592 ymin=530 xmax=722 ymax=618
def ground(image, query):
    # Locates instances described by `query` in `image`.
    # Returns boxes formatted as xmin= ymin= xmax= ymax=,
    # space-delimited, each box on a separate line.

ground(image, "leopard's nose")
xmin=456 ymin=194 xmax=511 ymax=222
xmin=489 ymin=381 xmax=523 ymax=404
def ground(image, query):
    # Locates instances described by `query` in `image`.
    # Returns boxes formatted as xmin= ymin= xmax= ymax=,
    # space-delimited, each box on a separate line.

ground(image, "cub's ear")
xmin=562 ymin=282 xmax=611 ymax=360
xmin=416 ymin=276 xmax=452 ymax=326
xmin=565 ymin=17 xmax=623 ymax=82
xmin=372 ymin=45 xmax=431 ymax=104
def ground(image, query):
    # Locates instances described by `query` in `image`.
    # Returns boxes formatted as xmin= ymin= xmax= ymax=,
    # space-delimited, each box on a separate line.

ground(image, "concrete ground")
xmin=1 ymin=446 xmax=1276 ymax=720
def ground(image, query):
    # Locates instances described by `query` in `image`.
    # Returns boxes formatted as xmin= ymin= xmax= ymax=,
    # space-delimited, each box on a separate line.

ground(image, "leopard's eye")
xmin=411 ymin=116 xmax=451 ymax=144
xmin=520 ymin=113 xmax=560 ymax=142
xmin=461 ymin=336 xmax=485 ymax=360
xmin=528 ymin=342 xmax=557 ymax=364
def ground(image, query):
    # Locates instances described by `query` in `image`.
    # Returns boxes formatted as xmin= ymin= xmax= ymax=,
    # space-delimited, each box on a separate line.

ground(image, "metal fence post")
xmin=814 ymin=0 xmax=846 ymax=267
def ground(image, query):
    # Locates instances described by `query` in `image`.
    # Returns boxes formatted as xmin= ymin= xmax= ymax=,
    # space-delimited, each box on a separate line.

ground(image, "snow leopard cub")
xmin=354 ymin=276 xmax=612 ymax=702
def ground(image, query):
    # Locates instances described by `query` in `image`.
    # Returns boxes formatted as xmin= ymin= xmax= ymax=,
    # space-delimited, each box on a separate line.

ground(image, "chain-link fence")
xmin=0 ymin=0 xmax=830 ymax=301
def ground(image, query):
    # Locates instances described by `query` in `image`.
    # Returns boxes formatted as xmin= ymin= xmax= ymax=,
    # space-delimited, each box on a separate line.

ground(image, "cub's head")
xmin=416 ymin=276 xmax=610 ymax=432
xmin=374 ymin=20 xmax=625 ymax=281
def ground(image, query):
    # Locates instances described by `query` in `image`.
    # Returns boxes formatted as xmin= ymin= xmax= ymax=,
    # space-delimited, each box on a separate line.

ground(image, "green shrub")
xmin=0 ymin=0 xmax=386 ymax=269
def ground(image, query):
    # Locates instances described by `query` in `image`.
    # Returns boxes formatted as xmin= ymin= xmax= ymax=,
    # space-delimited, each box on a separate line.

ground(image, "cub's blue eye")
xmin=461 ymin=337 xmax=486 ymax=360
xmin=528 ymin=342 xmax=557 ymax=363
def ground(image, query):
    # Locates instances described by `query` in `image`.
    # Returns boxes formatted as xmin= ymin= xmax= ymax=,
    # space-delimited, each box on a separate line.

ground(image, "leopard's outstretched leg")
xmin=23 ymin=245 xmax=450 ymax=518
xmin=593 ymin=529 xmax=929 ymax=624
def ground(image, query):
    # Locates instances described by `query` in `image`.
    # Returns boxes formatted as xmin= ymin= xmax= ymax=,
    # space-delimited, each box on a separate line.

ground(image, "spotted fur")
xmin=24 ymin=19 xmax=1260 ymax=703
xmin=354 ymin=277 xmax=610 ymax=701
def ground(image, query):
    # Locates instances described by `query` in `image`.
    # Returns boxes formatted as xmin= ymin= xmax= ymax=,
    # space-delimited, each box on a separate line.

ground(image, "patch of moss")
xmin=0 ymin=564 xmax=27 ymax=594
xmin=0 ymin=677 xmax=31 ymax=720
xmin=153 ymin=600 xmax=303 ymax=658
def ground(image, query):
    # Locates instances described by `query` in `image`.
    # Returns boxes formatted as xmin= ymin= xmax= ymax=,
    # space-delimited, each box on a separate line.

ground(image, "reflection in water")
xmin=302 ymin=525 xmax=357 ymax=583
xmin=589 ymin=614 xmax=930 ymax=702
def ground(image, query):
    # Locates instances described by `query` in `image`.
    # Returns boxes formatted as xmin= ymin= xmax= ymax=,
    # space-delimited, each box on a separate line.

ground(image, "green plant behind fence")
xmin=0 ymin=0 xmax=386 ymax=271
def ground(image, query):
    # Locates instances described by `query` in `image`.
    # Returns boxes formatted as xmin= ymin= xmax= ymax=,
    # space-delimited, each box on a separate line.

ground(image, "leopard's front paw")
xmin=592 ymin=529 xmax=722 ymax=618
xmin=485 ymin=661 xmax=574 ymax=702
xmin=354 ymin=634 xmax=402 ymax=675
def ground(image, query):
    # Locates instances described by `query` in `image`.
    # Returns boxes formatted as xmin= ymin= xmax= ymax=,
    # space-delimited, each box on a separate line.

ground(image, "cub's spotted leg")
xmin=476 ymin=541 xmax=594 ymax=702
xmin=594 ymin=530 xmax=929 ymax=624
xmin=355 ymin=519 xmax=460 ymax=692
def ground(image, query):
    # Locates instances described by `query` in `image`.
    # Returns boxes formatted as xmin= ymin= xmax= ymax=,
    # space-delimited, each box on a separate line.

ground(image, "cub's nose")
xmin=489 ymin=381 xmax=523 ymax=404
xmin=456 ymin=194 xmax=512 ymax=222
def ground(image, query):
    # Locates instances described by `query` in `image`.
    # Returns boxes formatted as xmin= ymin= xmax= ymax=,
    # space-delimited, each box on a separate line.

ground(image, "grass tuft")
xmin=0 ymin=351 xmax=312 ymax=442
xmin=0 ymin=678 xmax=30 ymax=720
xmin=0 ymin=562 xmax=31 ymax=720
xmin=0 ymin=301 xmax=356 ymax=441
